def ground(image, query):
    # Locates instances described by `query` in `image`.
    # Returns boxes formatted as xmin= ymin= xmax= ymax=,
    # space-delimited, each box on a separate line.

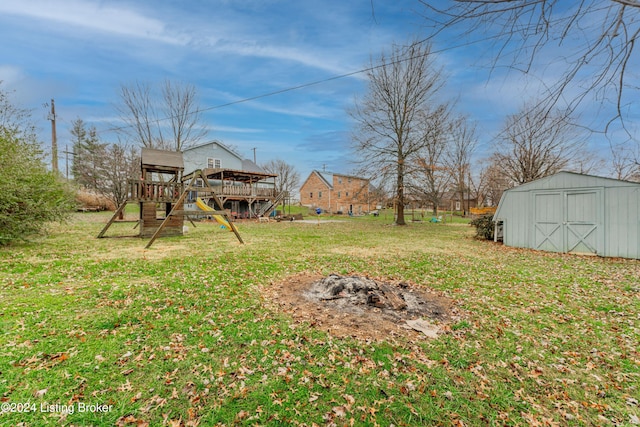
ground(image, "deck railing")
xmin=128 ymin=180 xmax=184 ymax=202
xmin=212 ymin=185 xmax=276 ymax=198
xmin=128 ymin=180 xmax=277 ymax=201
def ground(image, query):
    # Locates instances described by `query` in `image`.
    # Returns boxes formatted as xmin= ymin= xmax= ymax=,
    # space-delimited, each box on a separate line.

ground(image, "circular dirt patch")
xmin=261 ymin=273 xmax=460 ymax=341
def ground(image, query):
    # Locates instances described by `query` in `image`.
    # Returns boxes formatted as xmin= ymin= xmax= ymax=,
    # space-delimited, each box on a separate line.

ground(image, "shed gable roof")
xmin=503 ymin=171 xmax=640 ymax=193
xmin=494 ymin=171 xmax=640 ymax=219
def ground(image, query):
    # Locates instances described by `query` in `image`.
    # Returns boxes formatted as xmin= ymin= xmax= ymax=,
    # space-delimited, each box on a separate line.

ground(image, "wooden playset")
xmin=97 ymin=148 xmax=243 ymax=248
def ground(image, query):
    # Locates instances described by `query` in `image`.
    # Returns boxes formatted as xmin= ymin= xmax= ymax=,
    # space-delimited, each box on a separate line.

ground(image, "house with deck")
xmin=182 ymin=141 xmax=283 ymax=218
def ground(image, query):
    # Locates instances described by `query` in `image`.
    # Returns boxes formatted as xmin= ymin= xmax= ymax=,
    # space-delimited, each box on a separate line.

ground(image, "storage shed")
xmin=493 ymin=171 xmax=640 ymax=259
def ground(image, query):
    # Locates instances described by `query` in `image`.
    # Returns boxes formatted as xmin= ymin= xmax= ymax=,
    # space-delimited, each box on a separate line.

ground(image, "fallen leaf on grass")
xmin=332 ymin=405 xmax=347 ymax=417
xmin=118 ymin=380 xmax=133 ymax=392
xmin=116 ymin=414 xmax=149 ymax=427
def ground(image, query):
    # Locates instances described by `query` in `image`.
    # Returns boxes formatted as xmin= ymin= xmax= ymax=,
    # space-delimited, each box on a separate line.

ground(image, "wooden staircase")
xmin=256 ymin=191 xmax=287 ymax=218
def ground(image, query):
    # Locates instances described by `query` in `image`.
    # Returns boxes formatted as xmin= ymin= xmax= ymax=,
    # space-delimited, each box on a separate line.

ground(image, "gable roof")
xmin=182 ymin=140 xmax=270 ymax=175
xmin=494 ymin=171 xmax=640 ymax=219
xmin=182 ymin=140 xmax=243 ymax=161
xmin=299 ymin=170 xmax=332 ymax=191
xmin=502 ymin=171 xmax=640 ymax=193
xmin=301 ymin=170 xmax=372 ymax=191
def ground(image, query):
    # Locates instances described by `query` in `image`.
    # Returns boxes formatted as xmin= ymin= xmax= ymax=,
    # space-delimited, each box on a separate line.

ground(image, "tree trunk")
xmin=396 ymin=160 xmax=406 ymax=225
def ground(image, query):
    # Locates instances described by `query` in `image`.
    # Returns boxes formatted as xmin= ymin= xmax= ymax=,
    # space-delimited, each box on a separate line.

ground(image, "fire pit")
xmin=262 ymin=273 xmax=459 ymax=341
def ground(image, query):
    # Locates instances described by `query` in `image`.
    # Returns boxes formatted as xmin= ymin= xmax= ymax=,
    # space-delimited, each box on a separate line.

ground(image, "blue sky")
xmin=1 ymin=1 xmax=635 ymax=181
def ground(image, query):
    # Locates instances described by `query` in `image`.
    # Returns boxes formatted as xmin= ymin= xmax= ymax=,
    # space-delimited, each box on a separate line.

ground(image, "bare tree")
xmin=117 ymin=81 xmax=162 ymax=148
xmin=261 ymin=159 xmax=300 ymax=194
xmin=99 ymin=142 xmax=140 ymax=211
xmin=493 ymin=104 xmax=583 ymax=186
xmin=71 ymin=119 xmax=139 ymax=215
xmin=351 ymin=41 xmax=445 ymax=225
xmin=0 ymin=82 xmax=38 ymax=143
xmin=479 ymin=156 xmax=513 ymax=207
xmin=407 ymin=105 xmax=452 ymax=215
xmin=421 ymin=1 xmax=640 ymax=133
xmin=162 ymin=80 xmax=208 ymax=151
xmin=444 ymin=116 xmax=477 ymax=214
xmin=117 ymin=80 xmax=208 ymax=151
xmin=609 ymin=141 xmax=640 ymax=181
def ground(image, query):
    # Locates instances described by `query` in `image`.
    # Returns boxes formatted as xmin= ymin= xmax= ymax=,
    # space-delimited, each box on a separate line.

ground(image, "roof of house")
xmin=182 ymin=140 xmax=240 ymax=157
xmin=183 ymin=140 xmax=270 ymax=176
xmin=301 ymin=170 xmax=370 ymax=190
xmin=204 ymin=168 xmax=276 ymax=183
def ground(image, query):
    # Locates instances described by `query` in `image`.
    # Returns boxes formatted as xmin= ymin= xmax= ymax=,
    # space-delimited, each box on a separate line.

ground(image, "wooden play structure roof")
xmin=141 ymin=148 xmax=184 ymax=173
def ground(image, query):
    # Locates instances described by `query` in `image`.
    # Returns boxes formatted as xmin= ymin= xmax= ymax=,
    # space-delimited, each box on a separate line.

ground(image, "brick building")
xmin=299 ymin=170 xmax=378 ymax=214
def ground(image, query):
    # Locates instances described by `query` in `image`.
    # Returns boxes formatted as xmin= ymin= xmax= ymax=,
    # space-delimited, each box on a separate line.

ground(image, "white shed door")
xmin=565 ymin=191 xmax=598 ymax=255
xmin=533 ymin=193 xmax=563 ymax=252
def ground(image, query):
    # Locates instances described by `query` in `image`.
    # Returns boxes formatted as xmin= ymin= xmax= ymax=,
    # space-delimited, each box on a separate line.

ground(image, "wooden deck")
xmin=127 ymin=180 xmax=277 ymax=202
xmin=212 ymin=185 xmax=276 ymax=198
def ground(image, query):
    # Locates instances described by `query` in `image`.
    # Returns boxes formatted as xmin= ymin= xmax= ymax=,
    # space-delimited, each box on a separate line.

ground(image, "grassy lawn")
xmin=1 ymin=212 xmax=638 ymax=426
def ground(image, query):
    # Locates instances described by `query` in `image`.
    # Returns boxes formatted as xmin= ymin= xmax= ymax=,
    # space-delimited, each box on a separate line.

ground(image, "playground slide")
xmin=195 ymin=197 xmax=232 ymax=230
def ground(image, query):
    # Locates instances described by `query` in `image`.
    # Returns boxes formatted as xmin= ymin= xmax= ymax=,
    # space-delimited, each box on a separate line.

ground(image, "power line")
xmin=101 ymin=35 xmax=500 ymax=136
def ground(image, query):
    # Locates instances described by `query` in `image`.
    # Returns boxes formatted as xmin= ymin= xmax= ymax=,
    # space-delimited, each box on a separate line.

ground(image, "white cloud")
xmin=0 ymin=65 xmax=23 ymax=85
xmin=210 ymin=124 xmax=264 ymax=134
xmin=212 ymin=41 xmax=354 ymax=76
xmin=0 ymin=0 xmax=187 ymax=45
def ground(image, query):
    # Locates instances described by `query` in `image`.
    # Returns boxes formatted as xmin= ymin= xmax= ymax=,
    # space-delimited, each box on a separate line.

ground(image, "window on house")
xmin=338 ymin=178 xmax=342 ymax=184
xmin=348 ymin=178 xmax=352 ymax=183
xmin=345 ymin=192 xmax=349 ymax=197
xmin=337 ymin=191 xmax=341 ymax=198
xmin=207 ymin=158 xmax=221 ymax=169
xmin=310 ymin=192 xmax=313 ymax=199
xmin=318 ymin=191 xmax=322 ymax=198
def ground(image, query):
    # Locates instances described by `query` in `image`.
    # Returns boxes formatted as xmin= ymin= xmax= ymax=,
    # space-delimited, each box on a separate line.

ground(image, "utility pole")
xmin=48 ymin=99 xmax=58 ymax=172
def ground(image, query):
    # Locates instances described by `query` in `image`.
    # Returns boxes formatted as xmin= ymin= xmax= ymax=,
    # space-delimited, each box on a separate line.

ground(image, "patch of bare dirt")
xmin=261 ymin=273 xmax=461 ymax=342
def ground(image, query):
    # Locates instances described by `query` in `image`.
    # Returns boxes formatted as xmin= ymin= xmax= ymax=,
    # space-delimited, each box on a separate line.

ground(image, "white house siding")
xmin=182 ymin=141 xmax=243 ymax=173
